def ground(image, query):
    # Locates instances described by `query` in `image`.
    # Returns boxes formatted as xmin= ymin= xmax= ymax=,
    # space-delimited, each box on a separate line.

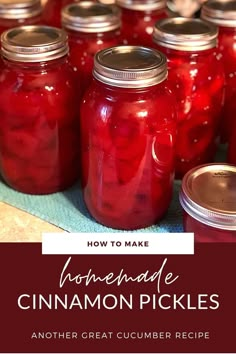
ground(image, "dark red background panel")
xmin=0 ymin=243 xmax=235 ymax=353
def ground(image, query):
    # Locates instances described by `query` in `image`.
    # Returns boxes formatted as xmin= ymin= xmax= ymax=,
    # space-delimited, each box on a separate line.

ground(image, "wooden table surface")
xmin=0 ymin=201 xmax=62 ymax=242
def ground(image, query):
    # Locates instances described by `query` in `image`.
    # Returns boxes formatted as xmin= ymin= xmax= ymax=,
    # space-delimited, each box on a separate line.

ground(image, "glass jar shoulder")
xmin=156 ymin=47 xmax=225 ymax=97
xmin=218 ymin=26 xmax=236 ymax=50
xmin=218 ymin=27 xmax=236 ymax=71
xmin=68 ymin=31 xmax=121 ymax=55
xmin=120 ymin=7 xmax=167 ymax=45
xmin=41 ymin=0 xmax=63 ymax=27
xmin=81 ymin=79 xmax=176 ymax=125
xmin=161 ymin=48 xmax=224 ymax=74
xmin=121 ymin=7 xmax=166 ymax=22
xmin=0 ymin=58 xmax=76 ymax=94
xmin=0 ymin=57 xmax=78 ymax=128
xmin=0 ymin=16 xmax=41 ymax=36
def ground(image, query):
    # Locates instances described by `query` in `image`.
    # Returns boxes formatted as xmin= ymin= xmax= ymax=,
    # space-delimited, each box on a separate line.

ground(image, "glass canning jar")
xmin=153 ymin=17 xmax=225 ymax=179
xmin=180 ymin=164 xmax=236 ymax=242
xmin=0 ymin=26 xmax=80 ymax=194
xmin=0 ymin=0 xmax=42 ymax=35
xmin=62 ymin=2 xmax=121 ymax=95
xmin=80 ymin=46 xmax=177 ymax=230
xmin=42 ymin=0 xmax=96 ymax=28
xmin=201 ymin=0 xmax=236 ymax=143
xmin=116 ymin=0 xmax=167 ymax=47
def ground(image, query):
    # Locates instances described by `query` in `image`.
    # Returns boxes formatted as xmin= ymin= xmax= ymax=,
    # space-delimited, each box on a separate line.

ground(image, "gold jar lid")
xmin=116 ymin=0 xmax=166 ymax=11
xmin=1 ymin=26 xmax=69 ymax=62
xmin=201 ymin=0 xmax=236 ymax=27
xmin=0 ymin=0 xmax=42 ymax=19
xmin=180 ymin=164 xmax=236 ymax=230
xmin=153 ymin=17 xmax=218 ymax=51
xmin=93 ymin=45 xmax=167 ymax=88
xmin=62 ymin=2 xmax=121 ymax=33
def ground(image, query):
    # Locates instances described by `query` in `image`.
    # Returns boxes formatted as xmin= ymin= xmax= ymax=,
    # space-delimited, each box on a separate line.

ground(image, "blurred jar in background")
xmin=201 ymin=0 xmax=236 ymax=143
xmin=62 ymin=1 xmax=121 ymax=95
xmin=42 ymin=0 xmax=78 ymax=27
xmin=0 ymin=26 xmax=80 ymax=194
xmin=153 ymin=17 xmax=225 ymax=179
xmin=167 ymin=0 xmax=207 ymax=17
xmin=116 ymin=0 xmax=167 ymax=47
xmin=80 ymin=46 xmax=177 ymax=230
xmin=0 ymin=0 xmax=42 ymax=35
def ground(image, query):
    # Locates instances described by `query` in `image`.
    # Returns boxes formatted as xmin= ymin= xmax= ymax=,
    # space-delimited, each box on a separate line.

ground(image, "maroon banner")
xmin=0 ymin=243 xmax=235 ymax=353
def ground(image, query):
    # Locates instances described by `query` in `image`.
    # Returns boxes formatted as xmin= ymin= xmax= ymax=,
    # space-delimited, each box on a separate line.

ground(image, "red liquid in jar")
xmin=0 ymin=15 xmax=42 ymax=35
xmin=62 ymin=2 xmax=121 ymax=97
xmin=201 ymin=1 xmax=236 ymax=143
xmin=153 ymin=19 xmax=225 ymax=179
xmin=81 ymin=79 xmax=176 ymax=230
xmin=42 ymin=0 xmax=95 ymax=27
xmin=119 ymin=7 xmax=167 ymax=47
xmin=68 ymin=30 xmax=121 ymax=95
xmin=217 ymin=27 xmax=236 ymax=142
xmin=42 ymin=0 xmax=76 ymax=27
xmin=183 ymin=211 xmax=236 ymax=243
xmin=164 ymin=48 xmax=224 ymax=178
xmin=0 ymin=0 xmax=42 ymax=35
xmin=0 ymin=28 xmax=80 ymax=195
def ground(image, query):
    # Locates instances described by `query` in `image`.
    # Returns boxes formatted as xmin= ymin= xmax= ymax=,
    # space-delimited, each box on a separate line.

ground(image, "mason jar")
xmin=42 ymin=0 xmax=97 ymax=28
xmin=201 ymin=0 xmax=236 ymax=143
xmin=116 ymin=0 xmax=167 ymax=47
xmin=80 ymin=46 xmax=177 ymax=230
xmin=153 ymin=17 xmax=225 ymax=179
xmin=0 ymin=0 xmax=42 ymax=34
xmin=0 ymin=26 xmax=80 ymax=194
xmin=180 ymin=163 xmax=236 ymax=242
xmin=62 ymin=2 xmax=121 ymax=95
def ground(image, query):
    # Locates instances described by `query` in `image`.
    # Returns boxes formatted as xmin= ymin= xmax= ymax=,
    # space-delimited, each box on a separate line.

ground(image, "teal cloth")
xmin=0 ymin=145 xmax=227 ymax=233
xmin=0 ymin=179 xmax=183 ymax=233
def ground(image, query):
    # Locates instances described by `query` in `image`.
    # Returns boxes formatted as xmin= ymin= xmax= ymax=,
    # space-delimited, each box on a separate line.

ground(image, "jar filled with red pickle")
xmin=62 ymin=2 xmax=121 ymax=95
xmin=116 ymin=0 xmax=167 ymax=47
xmin=0 ymin=0 xmax=42 ymax=35
xmin=201 ymin=0 xmax=236 ymax=143
xmin=80 ymin=46 xmax=177 ymax=230
xmin=153 ymin=18 xmax=225 ymax=179
xmin=42 ymin=0 xmax=96 ymax=28
xmin=180 ymin=163 xmax=236 ymax=242
xmin=0 ymin=26 xmax=80 ymax=194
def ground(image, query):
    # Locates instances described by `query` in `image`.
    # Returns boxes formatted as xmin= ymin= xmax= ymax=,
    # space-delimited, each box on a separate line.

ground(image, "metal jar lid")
xmin=1 ymin=26 xmax=69 ymax=62
xmin=93 ymin=45 xmax=167 ymax=88
xmin=0 ymin=0 xmax=42 ymax=19
xmin=179 ymin=164 xmax=236 ymax=231
xmin=62 ymin=2 xmax=121 ymax=33
xmin=153 ymin=17 xmax=218 ymax=51
xmin=201 ymin=0 xmax=236 ymax=28
xmin=116 ymin=0 xmax=166 ymax=11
